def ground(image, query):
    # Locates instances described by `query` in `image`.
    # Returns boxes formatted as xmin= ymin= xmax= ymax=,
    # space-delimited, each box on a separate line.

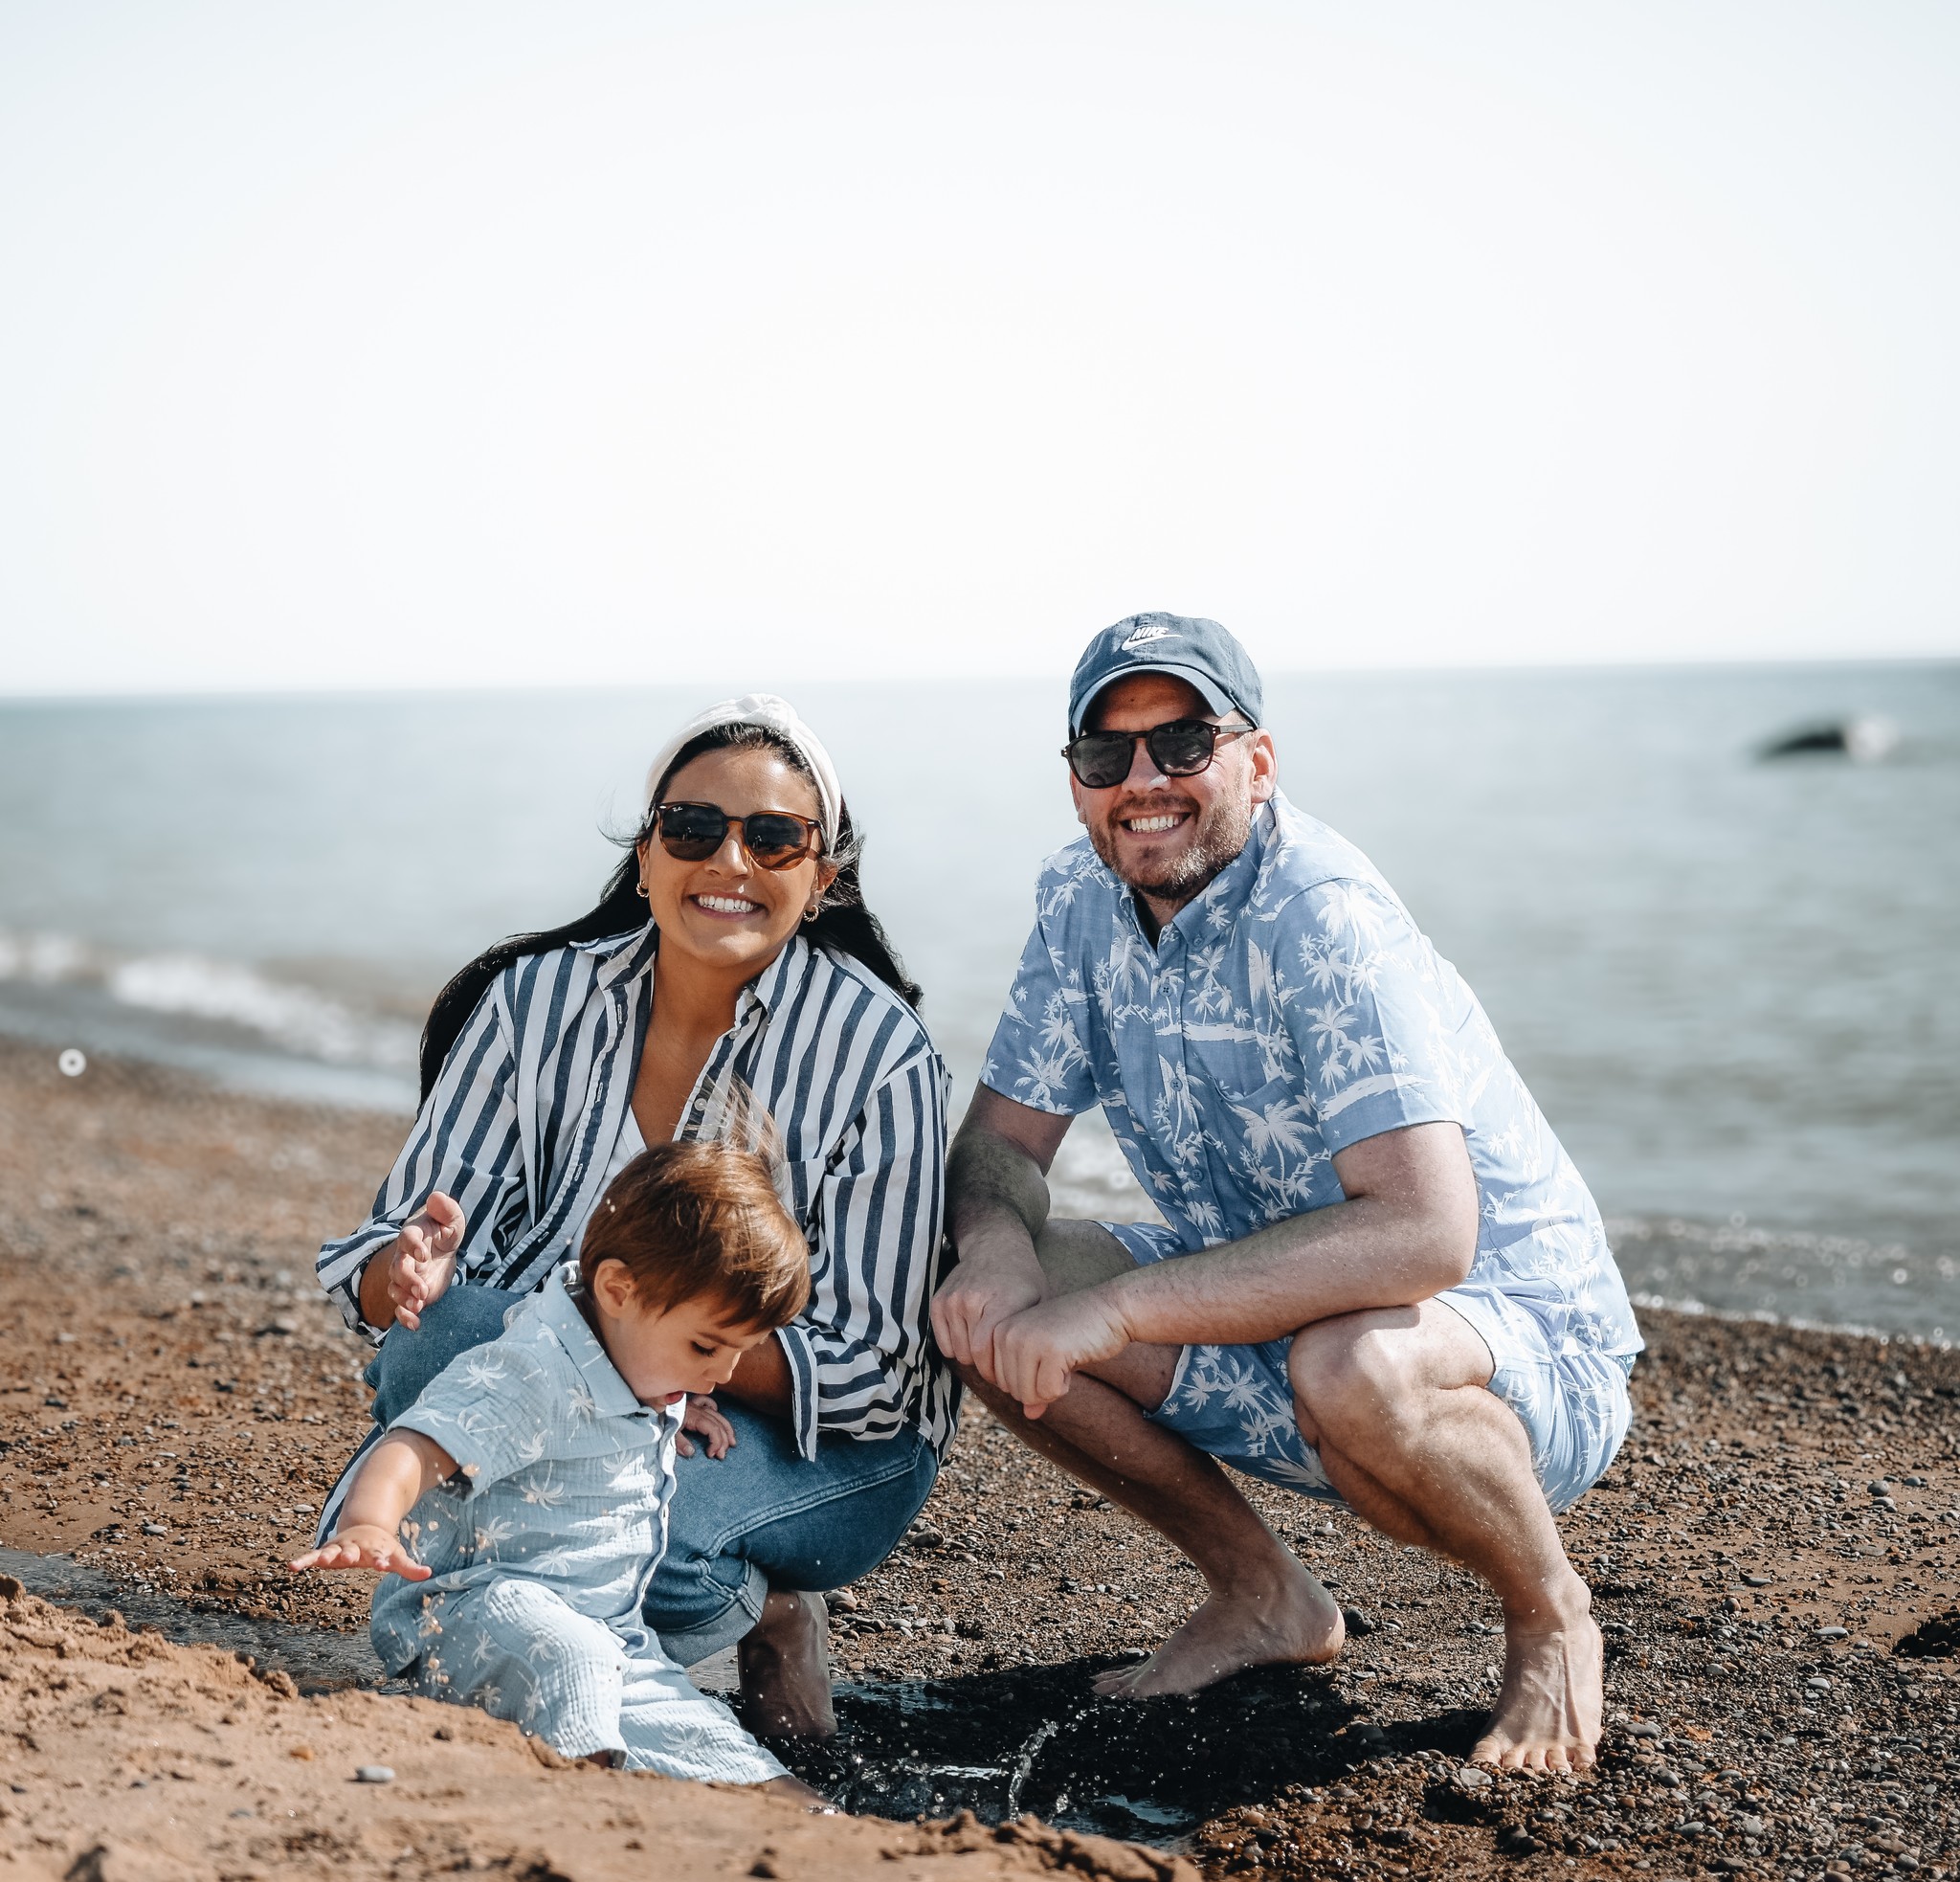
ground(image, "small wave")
xmin=0 ymin=930 xmax=91 ymax=982
xmin=0 ymin=928 xmax=418 ymax=1075
xmin=108 ymin=954 xmax=418 ymax=1070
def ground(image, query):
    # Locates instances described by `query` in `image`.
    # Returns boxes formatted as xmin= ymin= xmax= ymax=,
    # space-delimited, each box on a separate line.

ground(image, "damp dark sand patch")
xmin=780 ymin=1657 xmax=1367 ymax=1840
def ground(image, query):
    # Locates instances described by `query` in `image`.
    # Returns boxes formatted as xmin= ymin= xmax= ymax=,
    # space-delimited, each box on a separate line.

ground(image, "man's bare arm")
xmin=1103 ymin=1120 xmax=1478 ymax=1346
xmin=932 ymin=1087 xmax=1075 ymax=1380
xmin=988 ymin=1121 xmax=1481 ymax=1412
xmin=947 ymin=1087 xmax=1069 ymax=1251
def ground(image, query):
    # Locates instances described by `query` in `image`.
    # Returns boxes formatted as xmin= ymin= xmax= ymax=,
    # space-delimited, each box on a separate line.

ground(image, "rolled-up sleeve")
xmin=776 ymin=1044 xmax=947 ymax=1461
xmin=315 ymin=975 xmax=531 ymax=1341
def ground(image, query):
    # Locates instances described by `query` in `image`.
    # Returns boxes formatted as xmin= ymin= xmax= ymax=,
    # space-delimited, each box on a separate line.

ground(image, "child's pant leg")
xmin=420 ymin=1580 xmax=629 ymax=1764
xmin=616 ymin=1647 xmax=788 ymax=1785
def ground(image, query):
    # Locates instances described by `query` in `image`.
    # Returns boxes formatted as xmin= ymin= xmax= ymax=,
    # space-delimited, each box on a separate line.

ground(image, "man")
xmin=933 ymin=614 xmax=1641 ymax=1773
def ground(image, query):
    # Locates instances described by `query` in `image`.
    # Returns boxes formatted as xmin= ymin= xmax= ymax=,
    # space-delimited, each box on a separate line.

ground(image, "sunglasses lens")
xmin=657 ymin=804 xmax=726 ymax=860
xmin=1147 ymin=723 xmax=1218 ymax=775
xmin=744 ymin=815 xmax=814 ymax=868
xmin=1068 ymin=734 xmax=1137 ymax=788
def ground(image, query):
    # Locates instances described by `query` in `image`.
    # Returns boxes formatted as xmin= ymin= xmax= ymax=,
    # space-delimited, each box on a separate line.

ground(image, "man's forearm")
xmin=1104 ymin=1190 xmax=1476 ymax=1349
xmin=946 ymin=1126 xmax=1053 ymax=1265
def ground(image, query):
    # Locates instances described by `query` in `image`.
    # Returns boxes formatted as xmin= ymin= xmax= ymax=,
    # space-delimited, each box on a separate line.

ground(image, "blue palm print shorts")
xmin=1102 ymin=1221 xmax=1634 ymax=1514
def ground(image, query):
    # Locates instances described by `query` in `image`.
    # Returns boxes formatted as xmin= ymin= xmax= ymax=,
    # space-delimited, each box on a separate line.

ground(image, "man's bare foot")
xmin=1471 ymin=1595 xmax=1603 ymax=1774
xmin=1091 ymin=1559 xmax=1345 ymax=1699
xmin=738 ymin=1588 xmax=836 ymax=1739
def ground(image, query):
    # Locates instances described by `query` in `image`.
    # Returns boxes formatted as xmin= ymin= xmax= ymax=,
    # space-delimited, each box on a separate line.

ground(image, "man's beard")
xmin=1088 ymin=791 xmax=1255 ymax=908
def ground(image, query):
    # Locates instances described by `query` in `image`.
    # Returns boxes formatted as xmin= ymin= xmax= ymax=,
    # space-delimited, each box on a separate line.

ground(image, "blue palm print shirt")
xmin=369 ymin=1266 xmax=683 ymax=1676
xmin=983 ymin=794 xmax=1642 ymax=1362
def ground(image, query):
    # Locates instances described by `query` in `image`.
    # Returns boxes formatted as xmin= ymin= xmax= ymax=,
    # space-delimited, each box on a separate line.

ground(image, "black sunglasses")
xmin=652 ymin=801 xmax=823 ymax=869
xmin=1061 ymin=718 xmax=1253 ymax=790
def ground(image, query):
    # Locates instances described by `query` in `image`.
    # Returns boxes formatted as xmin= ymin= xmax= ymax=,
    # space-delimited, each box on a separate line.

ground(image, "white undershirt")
xmin=598 ymin=1105 xmax=648 ymax=1193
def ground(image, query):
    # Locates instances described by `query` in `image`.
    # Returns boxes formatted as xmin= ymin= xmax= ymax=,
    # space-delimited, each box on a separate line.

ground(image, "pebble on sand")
xmin=354 ymin=1765 xmax=395 ymax=1784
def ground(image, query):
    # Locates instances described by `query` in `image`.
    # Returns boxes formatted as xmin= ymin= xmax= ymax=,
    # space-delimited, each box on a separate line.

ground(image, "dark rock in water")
xmin=1757 ymin=715 xmax=1899 ymax=762
xmin=1892 ymin=1610 xmax=1960 ymax=1659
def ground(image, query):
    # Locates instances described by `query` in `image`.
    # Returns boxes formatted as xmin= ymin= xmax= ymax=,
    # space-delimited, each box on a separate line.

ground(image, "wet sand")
xmin=2 ymin=1038 xmax=1957 ymax=1879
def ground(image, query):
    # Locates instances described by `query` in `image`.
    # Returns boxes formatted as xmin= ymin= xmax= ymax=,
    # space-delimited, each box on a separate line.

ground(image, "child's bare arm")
xmin=288 ymin=1430 xmax=457 ymax=1580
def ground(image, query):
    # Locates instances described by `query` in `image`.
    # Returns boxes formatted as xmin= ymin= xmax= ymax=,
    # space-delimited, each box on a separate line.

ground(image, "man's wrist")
xmin=948 ymin=1223 xmax=1043 ymax=1280
xmin=1098 ymin=1266 xmax=1151 ymax=1345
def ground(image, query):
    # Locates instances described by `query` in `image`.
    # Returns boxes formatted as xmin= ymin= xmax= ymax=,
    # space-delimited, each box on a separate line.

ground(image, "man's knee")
xmin=1286 ymin=1309 xmax=1426 ymax=1445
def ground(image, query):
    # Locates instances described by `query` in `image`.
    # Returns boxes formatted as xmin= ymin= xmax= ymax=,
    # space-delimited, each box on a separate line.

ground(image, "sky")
xmin=2 ymin=0 xmax=1956 ymax=695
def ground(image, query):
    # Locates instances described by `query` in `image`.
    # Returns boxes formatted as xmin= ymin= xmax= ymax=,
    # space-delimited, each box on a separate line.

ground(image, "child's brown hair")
xmin=578 ymin=1139 xmax=810 ymax=1329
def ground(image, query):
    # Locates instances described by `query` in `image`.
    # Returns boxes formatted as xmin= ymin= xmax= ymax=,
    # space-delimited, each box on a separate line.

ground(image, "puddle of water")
xmin=1003 ymin=1715 xmax=1062 ymax=1817
xmin=788 ymin=1671 xmax=1218 ymax=1844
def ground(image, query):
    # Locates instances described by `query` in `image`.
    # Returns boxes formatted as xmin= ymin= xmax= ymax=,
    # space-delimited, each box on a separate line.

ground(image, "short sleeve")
xmin=387 ymin=1335 xmax=558 ymax=1496
xmin=981 ymin=909 xmax=1100 ymax=1116
xmin=1284 ymin=878 xmax=1468 ymax=1156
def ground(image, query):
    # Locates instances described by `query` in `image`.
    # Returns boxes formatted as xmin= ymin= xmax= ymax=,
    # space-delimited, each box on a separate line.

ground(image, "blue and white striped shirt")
xmin=316 ymin=925 xmax=958 ymax=1461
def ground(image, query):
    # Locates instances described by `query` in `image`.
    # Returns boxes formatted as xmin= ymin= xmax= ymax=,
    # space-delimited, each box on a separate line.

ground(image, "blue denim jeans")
xmin=363 ymin=1286 xmax=939 ymax=1666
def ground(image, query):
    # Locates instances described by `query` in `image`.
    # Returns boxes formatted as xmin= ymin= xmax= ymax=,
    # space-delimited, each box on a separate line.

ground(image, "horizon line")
xmin=3 ymin=647 xmax=1955 ymax=708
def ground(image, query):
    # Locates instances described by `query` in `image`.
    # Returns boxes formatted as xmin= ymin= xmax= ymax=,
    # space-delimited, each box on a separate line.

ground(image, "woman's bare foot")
xmin=1471 ymin=1594 xmax=1604 ymax=1773
xmin=1091 ymin=1559 xmax=1345 ymax=1699
xmin=738 ymin=1588 xmax=837 ymax=1739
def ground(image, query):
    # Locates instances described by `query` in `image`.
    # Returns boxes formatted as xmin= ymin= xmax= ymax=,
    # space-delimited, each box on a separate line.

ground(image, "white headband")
xmin=640 ymin=693 xmax=844 ymax=851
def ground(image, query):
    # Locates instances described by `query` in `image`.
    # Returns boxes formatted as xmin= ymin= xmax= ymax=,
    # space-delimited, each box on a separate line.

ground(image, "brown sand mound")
xmin=0 ymin=1577 xmax=1192 ymax=1882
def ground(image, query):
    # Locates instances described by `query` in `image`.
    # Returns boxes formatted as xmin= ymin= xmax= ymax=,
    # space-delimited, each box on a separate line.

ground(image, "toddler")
xmin=291 ymin=1137 xmax=815 ymax=1795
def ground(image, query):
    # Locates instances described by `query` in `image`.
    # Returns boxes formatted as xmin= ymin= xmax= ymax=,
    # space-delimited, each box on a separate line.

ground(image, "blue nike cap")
xmin=1068 ymin=613 xmax=1265 ymax=736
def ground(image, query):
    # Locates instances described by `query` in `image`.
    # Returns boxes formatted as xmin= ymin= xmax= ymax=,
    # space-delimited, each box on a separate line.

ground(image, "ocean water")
xmin=2 ymin=664 xmax=1956 ymax=1339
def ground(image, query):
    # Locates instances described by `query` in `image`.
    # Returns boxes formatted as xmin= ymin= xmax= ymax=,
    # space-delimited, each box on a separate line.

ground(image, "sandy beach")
xmin=2 ymin=1037 xmax=1956 ymax=1880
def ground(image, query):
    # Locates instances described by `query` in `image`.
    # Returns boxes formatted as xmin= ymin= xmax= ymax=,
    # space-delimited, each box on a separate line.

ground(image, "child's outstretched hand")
xmin=289 ymin=1523 xmax=433 ymax=1580
xmin=384 ymin=1192 xmax=467 ymax=1331
xmin=677 ymin=1394 xmax=738 ymax=1460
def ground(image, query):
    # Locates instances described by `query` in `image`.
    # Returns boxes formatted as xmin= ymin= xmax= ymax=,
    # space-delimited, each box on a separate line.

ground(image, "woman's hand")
xmin=676 ymin=1394 xmax=738 ymax=1460
xmin=366 ymin=1193 xmax=467 ymax=1332
xmin=288 ymin=1522 xmax=432 ymax=1580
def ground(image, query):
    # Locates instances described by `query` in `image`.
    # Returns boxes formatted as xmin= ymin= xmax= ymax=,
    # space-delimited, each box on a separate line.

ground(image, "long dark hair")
xmin=418 ymin=724 xmax=921 ymax=1100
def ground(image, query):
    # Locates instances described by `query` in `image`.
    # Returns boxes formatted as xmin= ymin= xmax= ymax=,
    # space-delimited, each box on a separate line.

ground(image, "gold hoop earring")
xmin=802 ymin=905 xmax=820 ymax=923
xmin=635 ymin=881 xmax=649 ymax=899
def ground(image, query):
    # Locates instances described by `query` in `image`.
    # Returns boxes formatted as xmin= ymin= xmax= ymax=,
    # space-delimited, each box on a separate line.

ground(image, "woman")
xmin=314 ymin=694 xmax=956 ymax=1737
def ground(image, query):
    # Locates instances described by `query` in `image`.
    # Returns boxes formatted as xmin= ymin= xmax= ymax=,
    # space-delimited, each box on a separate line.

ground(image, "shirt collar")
xmin=1108 ymin=795 xmax=1281 ymax=947
xmin=745 ymin=929 xmax=814 ymax=1017
xmin=573 ymin=920 xmax=660 ymax=992
xmin=530 ymin=1265 xmax=673 ymax=1423
xmin=570 ymin=920 xmax=812 ymax=1019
